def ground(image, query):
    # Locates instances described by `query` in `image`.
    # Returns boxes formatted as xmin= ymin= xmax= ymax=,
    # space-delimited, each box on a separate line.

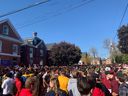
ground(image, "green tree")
xmin=122 ymin=54 xmax=128 ymax=64
xmin=114 ymin=54 xmax=128 ymax=64
xmin=49 ymin=42 xmax=81 ymax=66
xmin=114 ymin=55 xmax=123 ymax=64
xmin=118 ymin=25 xmax=128 ymax=53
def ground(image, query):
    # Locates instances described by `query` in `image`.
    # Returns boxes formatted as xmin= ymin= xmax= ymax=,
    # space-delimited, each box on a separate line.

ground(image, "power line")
xmin=17 ymin=0 xmax=95 ymax=29
xmin=118 ymin=2 xmax=128 ymax=28
xmin=113 ymin=1 xmax=128 ymax=41
xmin=0 ymin=0 xmax=49 ymax=18
xmin=17 ymin=0 xmax=96 ymax=29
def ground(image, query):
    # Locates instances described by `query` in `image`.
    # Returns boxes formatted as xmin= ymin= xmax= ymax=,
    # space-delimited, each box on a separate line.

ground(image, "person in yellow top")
xmin=22 ymin=73 xmax=30 ymax=78
xmin=58 ymin=69 xmax=69 ymax=93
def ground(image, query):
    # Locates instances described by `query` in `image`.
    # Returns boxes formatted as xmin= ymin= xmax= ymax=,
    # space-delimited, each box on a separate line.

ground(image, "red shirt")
xmin=92 ymin=87 xmax=105 ymax=96
xmin=102 ymin=77 xmax=111 ymax=90
xmin=111 ymin=78 xmax=119 ymax=94
xmin=19 ymin=89 xmax=32 ymax=96
xmin=15 ymin=78 xmax=22 ymax=96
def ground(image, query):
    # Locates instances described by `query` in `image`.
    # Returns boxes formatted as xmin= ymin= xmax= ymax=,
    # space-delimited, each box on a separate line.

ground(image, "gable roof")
xmin=23 ymin=38 xmax=46 ymax=48
xmin=0 ymin=19 xmax=23 ymax=42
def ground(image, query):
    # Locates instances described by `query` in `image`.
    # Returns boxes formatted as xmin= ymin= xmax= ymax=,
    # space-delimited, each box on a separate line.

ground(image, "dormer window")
xmin=3 ymin=25 xmax=9 ymax=35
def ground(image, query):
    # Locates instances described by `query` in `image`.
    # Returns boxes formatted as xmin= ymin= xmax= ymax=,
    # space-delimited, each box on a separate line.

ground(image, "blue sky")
xmin=0 ymin=0 xmax=128 ymax=58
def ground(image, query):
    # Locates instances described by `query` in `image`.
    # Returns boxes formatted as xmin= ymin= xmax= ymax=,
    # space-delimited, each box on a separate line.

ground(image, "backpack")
xmin=45 ymin=89 xmax=68 ymax=96
xmin=68 ymin=90 xmax=73 ymax=96
xmin=58 ymin=89 xmax=68 ymax=96
xmin=96 ymin=83 xmax=112 ymax=96
xmin=45 ymin=90 xmax=55 ymax=96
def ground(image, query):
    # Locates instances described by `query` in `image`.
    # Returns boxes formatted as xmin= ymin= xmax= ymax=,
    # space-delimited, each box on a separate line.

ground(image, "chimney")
xmin=33 ymin=32 xmax=37 ymax=37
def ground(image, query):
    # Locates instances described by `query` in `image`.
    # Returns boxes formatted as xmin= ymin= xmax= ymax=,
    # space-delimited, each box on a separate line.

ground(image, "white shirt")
xmin=1 ymin=77 xmax=14 ymax=95
xmin=68 ymin=78 xmax=81 ymax=96
xmin=42 ymin=72 xmax=47 ymax=79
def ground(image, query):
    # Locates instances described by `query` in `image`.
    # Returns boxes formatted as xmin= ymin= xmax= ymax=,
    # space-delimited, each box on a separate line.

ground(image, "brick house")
xmin=20 ymin=32 xmax=47 ymax=67
xmin=102 ymin=58 xmax=112 ymax=65
xmin=0 ymin=19 xmax=23 ymax=66
xmin=91 ymin=58 xmax=101 ymax=65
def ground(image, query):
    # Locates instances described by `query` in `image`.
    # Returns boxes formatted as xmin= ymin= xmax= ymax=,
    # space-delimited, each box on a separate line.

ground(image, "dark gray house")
xmin=20 ymin=32 xmax=47 ymax=67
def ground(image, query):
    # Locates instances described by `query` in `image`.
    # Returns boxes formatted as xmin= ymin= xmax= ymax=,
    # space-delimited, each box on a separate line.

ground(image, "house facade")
xmin=0 ymin=19 xmax=23 ymax=66
xmin=20 ymin=32 xmax=47 ymax=67
xmin=102 ymin=58 xmax=112 ymax=65
xmin=91 ymin=58 xmax=101 ymax=65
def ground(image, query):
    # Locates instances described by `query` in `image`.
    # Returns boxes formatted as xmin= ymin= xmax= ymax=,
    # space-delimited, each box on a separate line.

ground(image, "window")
xmin=27 ymin=39 xmax=33 ymax=45
xmin=3 ymin=25 xmax=9 ymax=35
xmin=0 ymin=41 xmax=2 ymax=52
xmin=40 ymin=49 xmax=43 ymax=56
xmin=30 ymin=48 xmax=33 ymax=58
xmin=12 ymin=45 xmax=18 ymax=54
xmin=30 ymin=58 xmax=33 ymax=65
xmin=12 ymin=58 xmax=17 ymax=65
xmin=40 ymin=60 xmax=43 ymax=66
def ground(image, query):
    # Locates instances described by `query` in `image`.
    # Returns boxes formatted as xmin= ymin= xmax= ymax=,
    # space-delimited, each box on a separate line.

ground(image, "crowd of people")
xmin=0 ymin=64 xmax=128 ymax=96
